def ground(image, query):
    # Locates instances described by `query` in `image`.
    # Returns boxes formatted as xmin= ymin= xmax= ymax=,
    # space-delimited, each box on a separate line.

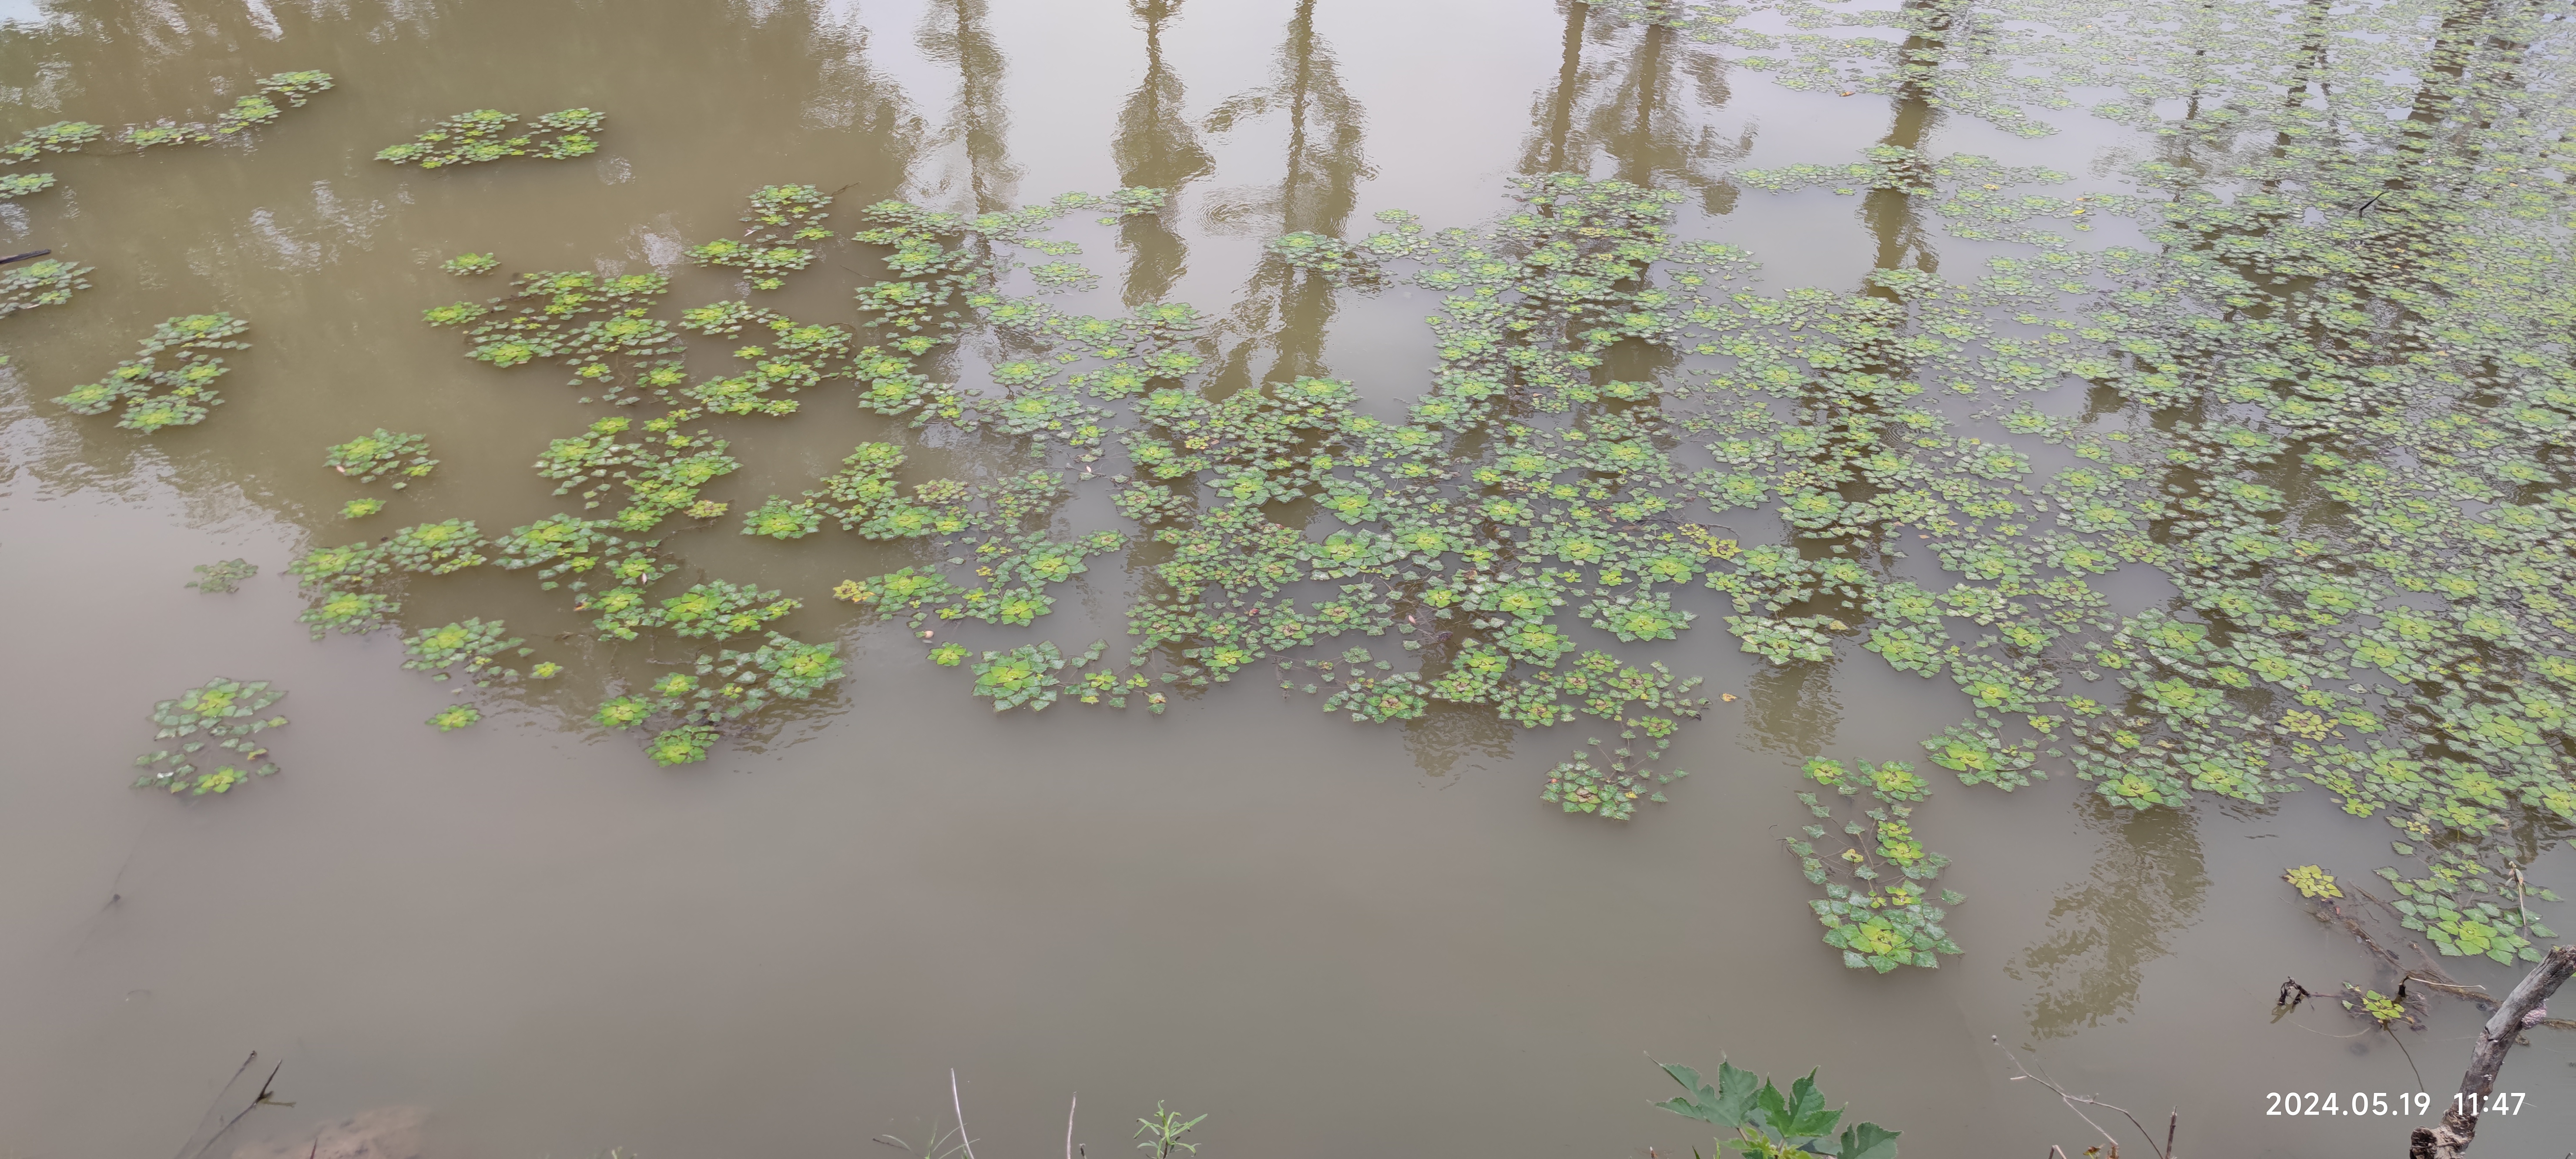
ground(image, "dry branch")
xmin=2406 ymin=944 xmax=2576 ymax=1159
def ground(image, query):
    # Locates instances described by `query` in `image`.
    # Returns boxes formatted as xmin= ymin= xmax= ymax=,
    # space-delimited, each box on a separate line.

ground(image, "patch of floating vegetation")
xmin=375 ymin=108 xmax=603 ymax=169
xmin=1790 ymin=758 xmax=1963 ymax=972
xmin=0 ymin=258 xmax=91 ymax=319
xmin=740 ymin=495 xmax=821 ymax=539
xmin=0 ymin=172 xmax=55 ymax=201
xmin=590 ymin=631 xmax=843 ymax=764
xmin=428 ymin=705 xmax=481 ymax=732
xmin=187 ymin=558 xmax=258 ymax=593
xmin=687 ymin=184 xmax=837 ymax=291
xmin=50 ymin=313 xmax=251 ymax=432
xmin=118 ymin=70 xmax=335 ymax=147
xmin=397 ymin=617 xmax=554 ymax=732
xmin=325 ymin=429 xmax=438 ymax=489
xmin=319 ymin=0 xmax=2576 ymax=969
xmin=441 ymin=253 xmax=500 ymax=276
xmin=400 ymin=617 xmax=530 ymax=685
xmin=426 ymin=271 xmax=684 ymax=405
xmin=2285 ymin=864 xmax=2341 ymax=901
xmin=0 ymin=71 xmax=332 ymax=211
xmin=0 ymin=119 xmax=105 ymax=163
xmin=133 ymin=678 xmax=286 ymax=796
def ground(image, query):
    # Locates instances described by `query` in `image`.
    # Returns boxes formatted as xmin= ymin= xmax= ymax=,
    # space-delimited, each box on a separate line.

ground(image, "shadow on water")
xmin=1403 ymin=698 xmax=1518 ymax=779
xmin=2008 ymin=793 xmax=2210 ymax=1041
xmin=1746 ymin=660 xmax=1839 ymax=754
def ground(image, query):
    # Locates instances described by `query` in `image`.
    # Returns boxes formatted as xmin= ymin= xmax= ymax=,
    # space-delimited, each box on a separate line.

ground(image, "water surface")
xmin=2 ymin=2 xmax=2571 ymax=1157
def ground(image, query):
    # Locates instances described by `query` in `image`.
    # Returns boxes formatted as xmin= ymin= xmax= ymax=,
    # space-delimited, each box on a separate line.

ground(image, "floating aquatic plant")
xmin=0 ymin=257 xmax=89 ymax=318
xmin=972 ymin=641 xmax=1103 ymax=712
xmin=384 ymin=519 xmax=487 ymax=573
xmin=9 ymin=120 xmax=104 ymax=162
xmin=297 ymin=587 xmax=398 ymax=639
xmin=440 ymin=253 xmax=500 ymax=276
xmin=400 ymin=618 xmax=530 ymax=686
xmin=666 ymin=303 xmax=864 ymax=416
xmin=0 ymin=120 xmax=101 ymax=173
xmin=118 ymin=70 xmax=336 ymax=147
xmin=186 ymin=558 xmax=257 ymax=593
xmin=50 ymin=313 xmax=250 ymax=432
xmin=662 ymin=581 xmax=797 ymax=639
xmin=740 ymin=496 xmax=820 ymax=539
xmin=436 ymin=270 xmax=686 ymax=404
xmin=0 ymin=72 xmax=329 ymax=219
xmin=1267 ymin=231 xmax=1378 ymax=283
xmin=376 ymin=108 xmax=603 ymax=168
xmin=342 ymin=498 xmax=386 ymax=519
xmin=1786 ymin=759 xmax=1963 ymax=972
xmin=587 ymin=632 xmax=842 ymax=764
xmin=131 ymin=678 xmax=285 ymax=796
xmin=325 ymin=429 xmax=437 ymax=488
xmin=2285 ymin=865 xmax=2342 ymax=901
xmin=427 ymin=705 xmax=481 ymax=732
xmin=288 ymin=537 xmax=403 ymax=638
xmin=644 ymin=724 xmax=717 ymax=766
xmin=686 ymin=184 xmax=835 ymax=291
xmin=492 ymin=511 xmax=667 ymax=593
xmin=587 ymin=580 xmax=797 ymax=643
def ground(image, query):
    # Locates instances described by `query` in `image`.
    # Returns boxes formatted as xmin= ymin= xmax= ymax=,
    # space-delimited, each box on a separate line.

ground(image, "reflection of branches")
xmin=2007 ymin=793 xmax=2208 ymax=1040
xmin=1744 ymin=660 xmax=1839 ymax=753
xmin=916 ymin=0 xmax=1020 ymax=214
xmin=1403 ymin=700 xmax=1517 ymax=778
xmin=1114 ymin=0 xmax=1214 ymax=305
xmin=1859 ymin=0 xmax=1970 ymax=283
xmin=1199 ymin=0 xmax=1372 ymax=384
xmin=803 ymin=4 xmax=923 ymax=192
xmin=1199 ymin=0 xmax=1370 ymax=239
xmin=1518 ymin=3 xmax=1744 ymax=214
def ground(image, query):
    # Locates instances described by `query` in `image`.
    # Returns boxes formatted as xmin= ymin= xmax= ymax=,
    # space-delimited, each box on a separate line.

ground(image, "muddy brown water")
xmin=0 ymin=1 xmax=2570 ymax=1157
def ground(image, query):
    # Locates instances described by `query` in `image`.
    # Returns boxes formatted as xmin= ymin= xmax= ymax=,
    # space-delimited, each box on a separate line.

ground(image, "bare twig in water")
xmin=1995 ymin=1037 xmax=2172 ymax=1159
xmin=172 ymin=1052 xmax=294 ymax=1159
xmin=1066 ymin=1093 xmax=1077 ymax=1159
xmin=2384 ymin=1022 xmax=2428 ymax=1092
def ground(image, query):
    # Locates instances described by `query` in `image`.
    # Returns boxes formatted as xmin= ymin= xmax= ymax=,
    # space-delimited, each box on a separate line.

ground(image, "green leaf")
xmin=1752 ymin=1078 xmax=1788 ymax=1134
xmin=1657 ymin=1062 xmax=1762 ymax=1129
xmin=1779 ymin=1071 xmax=1842 ymax=1139
xmin=1713 ymin=1061 xmax=1761 ymax=1128
xmin=1835 ymin=1122 xmax=1900 ymax=1159
xmin=1656 ymin=1064 xmax=1735 ymax=1128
